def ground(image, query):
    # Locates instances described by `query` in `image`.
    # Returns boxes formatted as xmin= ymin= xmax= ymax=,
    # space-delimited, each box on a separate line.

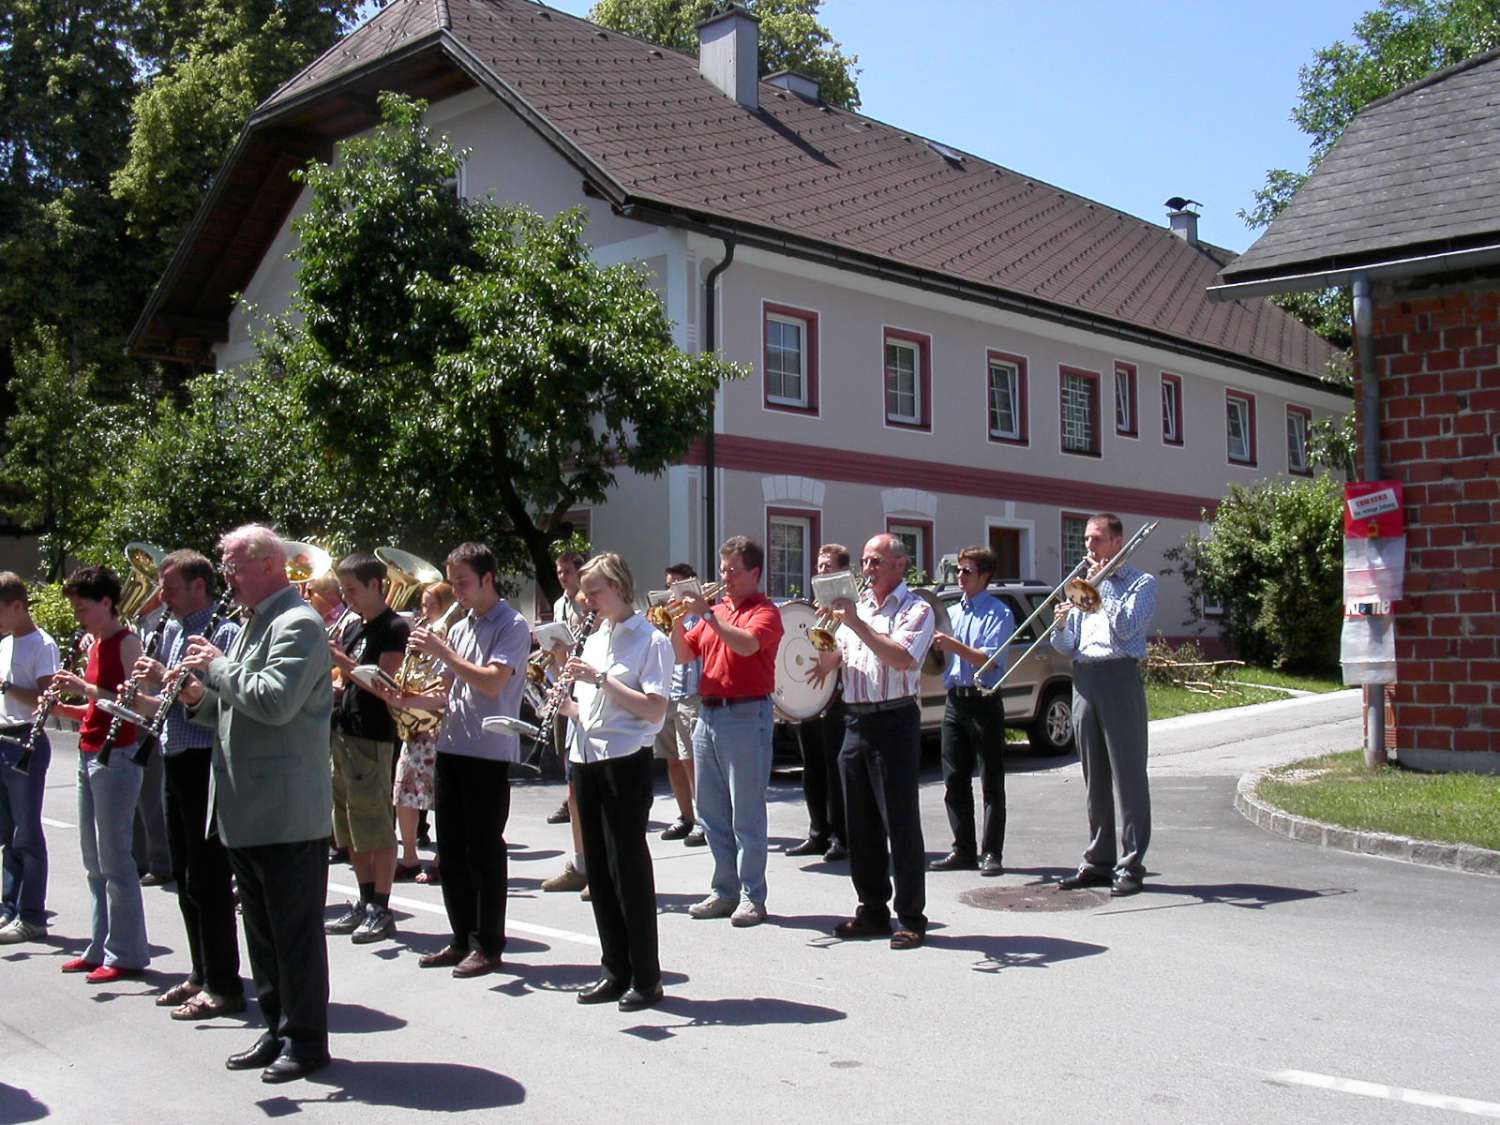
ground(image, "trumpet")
xmin=809 ymin=575 xmax=870 ymax=652
xmin=646 ymin=581 xmax=726 ymax=633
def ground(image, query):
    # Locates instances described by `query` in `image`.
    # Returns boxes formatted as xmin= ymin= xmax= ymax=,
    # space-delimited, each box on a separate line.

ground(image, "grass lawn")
xmin=1228 ymin=666 xmax=1345 ymax=693
xmin=1258 ymin=750 xmax=1500 ymax=850
xmin=1145 ymin=664 xmax=1347 ymax=720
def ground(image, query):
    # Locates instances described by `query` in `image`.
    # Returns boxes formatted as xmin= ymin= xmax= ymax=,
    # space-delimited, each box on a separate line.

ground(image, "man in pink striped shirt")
xmin=812 ymin=534 xmax=935 ymax=950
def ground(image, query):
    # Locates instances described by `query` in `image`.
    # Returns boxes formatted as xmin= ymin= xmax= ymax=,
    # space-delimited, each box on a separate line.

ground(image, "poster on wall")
xmin=1343 ymin=481 xmax=1405 ymax=603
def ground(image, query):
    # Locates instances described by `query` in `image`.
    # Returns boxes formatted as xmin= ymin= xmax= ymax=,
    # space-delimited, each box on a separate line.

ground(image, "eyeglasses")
xmin=860 ymin=556 xmax=886 ymax=568
xmin=957 ymin=566 xmax=980 ymax=576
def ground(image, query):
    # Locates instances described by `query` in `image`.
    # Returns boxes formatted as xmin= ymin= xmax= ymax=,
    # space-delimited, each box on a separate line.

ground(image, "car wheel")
xmin=1027 ymin=685 xmax=1075 ymax=754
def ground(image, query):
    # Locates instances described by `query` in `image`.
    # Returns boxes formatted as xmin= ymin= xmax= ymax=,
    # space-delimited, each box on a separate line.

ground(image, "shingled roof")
xmin=133 ymin=0 xmax=1338 ymax=384
xmin=1220 ymin=46 xmax=1500 ymax=289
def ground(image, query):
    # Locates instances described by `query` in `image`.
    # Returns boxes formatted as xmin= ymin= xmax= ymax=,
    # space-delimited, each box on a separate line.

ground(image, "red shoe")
xmin=61 ymin=958 xmax=101 ymax=974
xmin=85 ymin=965 xmax=140 ymax=983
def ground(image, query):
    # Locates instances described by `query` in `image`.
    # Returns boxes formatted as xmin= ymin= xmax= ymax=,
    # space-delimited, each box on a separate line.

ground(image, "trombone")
xmin=975 ymin=520 xmax=1158 ymax=698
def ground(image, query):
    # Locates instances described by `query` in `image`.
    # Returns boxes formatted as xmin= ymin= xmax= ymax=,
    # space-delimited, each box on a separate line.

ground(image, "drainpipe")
xmin=1353 ymin=273 xmax=1387 ymax=768
xmin=703 ymin=239 xmax=736 ymax=569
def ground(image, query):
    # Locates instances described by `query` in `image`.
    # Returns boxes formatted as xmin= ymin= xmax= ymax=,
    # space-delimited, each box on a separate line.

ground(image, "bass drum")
xmin=773 ymin=600 xmax=836 ymax=722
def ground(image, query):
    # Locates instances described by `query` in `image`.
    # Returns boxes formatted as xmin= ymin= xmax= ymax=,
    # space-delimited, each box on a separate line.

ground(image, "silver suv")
xmin=917 ymin=581 xmax=1075 ymax=754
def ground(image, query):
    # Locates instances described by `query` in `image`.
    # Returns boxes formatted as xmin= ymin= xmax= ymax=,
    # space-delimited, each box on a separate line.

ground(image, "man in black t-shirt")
xmin=325 ymin=553 xmax=411 ymax=945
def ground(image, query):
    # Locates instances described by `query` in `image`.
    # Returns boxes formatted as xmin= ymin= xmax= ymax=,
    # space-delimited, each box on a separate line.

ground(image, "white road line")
xmin=1271 ymin=1069 xmax=1500 ymax=1118
xmin=328 ymin=881 xmax=600 ymax=948
xmin=40 ymin=817 xmax=74 ymax=829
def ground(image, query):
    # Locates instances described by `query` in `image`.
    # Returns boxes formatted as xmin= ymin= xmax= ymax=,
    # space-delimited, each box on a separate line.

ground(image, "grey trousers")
xmin=132 ymin=743 xmax=172 ymax=879
xmin=1071 ymin=658 xmax=1150 ymax=877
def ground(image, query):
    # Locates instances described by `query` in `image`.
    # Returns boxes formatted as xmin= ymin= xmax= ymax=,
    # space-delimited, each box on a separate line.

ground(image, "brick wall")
xmin=1368 ymin=287 xmax=1500 ymax=755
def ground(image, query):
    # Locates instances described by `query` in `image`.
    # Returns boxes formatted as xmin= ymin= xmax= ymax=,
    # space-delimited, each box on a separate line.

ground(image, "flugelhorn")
xmin=646 ymin=581 xmax=725 ymax=633
xmin=808 ymin=572 xmax=869 ymax=652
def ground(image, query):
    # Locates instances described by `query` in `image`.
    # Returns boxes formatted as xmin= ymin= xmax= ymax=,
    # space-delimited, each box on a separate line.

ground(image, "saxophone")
xmin=391 ymin=599 xmax=465 ymax=741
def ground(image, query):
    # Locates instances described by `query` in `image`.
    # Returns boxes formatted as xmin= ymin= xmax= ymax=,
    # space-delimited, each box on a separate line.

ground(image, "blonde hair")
xmin=580 ymin=552 xmax=635 ymax=607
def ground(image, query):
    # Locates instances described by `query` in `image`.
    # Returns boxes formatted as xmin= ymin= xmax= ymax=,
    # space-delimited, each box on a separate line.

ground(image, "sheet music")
xmin=811 ymin=570 xmax=859 ymax=607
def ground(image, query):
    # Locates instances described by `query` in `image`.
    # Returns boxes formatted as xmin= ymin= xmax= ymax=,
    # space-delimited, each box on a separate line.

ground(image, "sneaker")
xmin=351 ymin=904 xmax=396 ymax=944
xmin=684 ymin=825 xmax=707 ymax=848
xmin=324 ymin=901 xmax=364 ymax=936
xmin=546 ymin=802 xmax=571 ymax=825
xmin=0 ymin=919 xmax=46 ymax=944
xmin=730 ymin=900 xmax=767 ymax=928
xmin=687 ymin=895 xmax=737 ymax=920
xmin=542 ymin=864 xmax=587 ymax=893
xmin=659 ymin=818 xmax=693 ymax=841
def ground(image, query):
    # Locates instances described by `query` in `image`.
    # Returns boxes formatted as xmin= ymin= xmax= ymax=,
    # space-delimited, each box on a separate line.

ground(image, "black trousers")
xmin=839 ymin=700 xmax=926 ymax=933
xmin=227 ymin=838 xmax=329 ymax=1061
xmin=796 ymin=693 xmax=847 ymax=845
xmin=434 ymin=751 xmax=511 ymax=957
xmin=163 ymin=748 xmax=242 ymax=996
xmin=574 ymin=747 xmax=660 ymax=991
xmin=939 ymin=693 xmax=1007 ymax=859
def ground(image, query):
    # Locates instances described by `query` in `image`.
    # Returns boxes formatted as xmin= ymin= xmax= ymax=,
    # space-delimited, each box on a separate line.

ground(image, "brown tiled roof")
xmin=138 ymin=0 xmax=1339 ymax=383
xmin=1221 ymin=47 xmax=1500 ymax=285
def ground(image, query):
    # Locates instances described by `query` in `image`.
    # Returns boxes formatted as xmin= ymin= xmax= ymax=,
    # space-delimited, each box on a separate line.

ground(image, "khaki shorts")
xmin=331 ymin=730 xmax=396 ymax=851
xmin=653 ymin=696 xmax=700 ymax=761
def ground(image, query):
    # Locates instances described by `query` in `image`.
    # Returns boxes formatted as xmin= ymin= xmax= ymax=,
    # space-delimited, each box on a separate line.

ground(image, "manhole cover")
xmin=958 ymin=884 xmax=1108 ymax=912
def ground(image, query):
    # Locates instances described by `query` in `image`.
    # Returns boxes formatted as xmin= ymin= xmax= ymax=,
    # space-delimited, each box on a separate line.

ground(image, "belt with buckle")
xmin=700 ymin=694 xmax=770 ymax=709
xmin=844 ymin=697 xmax=917 ymax=716
xmin=947 ymin=687 xmax=995 ymax=700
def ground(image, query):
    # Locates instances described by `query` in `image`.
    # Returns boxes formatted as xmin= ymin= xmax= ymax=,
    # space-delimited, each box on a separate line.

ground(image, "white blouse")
xmin=568 ymin=613 xmax=674 ymax=764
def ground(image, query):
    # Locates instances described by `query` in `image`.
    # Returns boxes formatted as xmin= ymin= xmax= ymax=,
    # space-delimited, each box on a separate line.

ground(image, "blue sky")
xmin=523 ymin=0 xmax=1376 ymax=252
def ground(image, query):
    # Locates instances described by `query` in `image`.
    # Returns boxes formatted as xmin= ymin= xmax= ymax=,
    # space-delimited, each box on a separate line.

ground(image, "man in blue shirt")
xmin=929 ymin=547 xmax=1015 ymax=877
xmin=1052 ymin=513 xmax=1158 ymax=897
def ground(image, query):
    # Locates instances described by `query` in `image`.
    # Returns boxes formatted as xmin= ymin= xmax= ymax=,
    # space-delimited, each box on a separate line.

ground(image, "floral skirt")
xmin=393 ymin=734 xmax=437 ymax=811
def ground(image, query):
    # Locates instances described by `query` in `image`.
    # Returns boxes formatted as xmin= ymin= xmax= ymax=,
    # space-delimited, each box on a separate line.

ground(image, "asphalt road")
xmin=5 ymin=690 xmax=1498 ymax=1124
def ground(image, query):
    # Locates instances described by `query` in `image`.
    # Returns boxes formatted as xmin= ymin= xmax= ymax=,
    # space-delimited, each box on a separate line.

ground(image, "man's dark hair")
xmin=665 ymin=562 xmax=696 ymax=581
xmin=63 ymin=566 xmax=122 ymax=611
xmin=719 ymin=535 xmax=763 ymax=576
xmin=160 ymin=549 xmax=216 ymax=596
xmin=446 ymin=542 xmax=497 ymax=584
xmin=956 ymin=546 xmax=998 ymax=579
xmin=336 ymin=552 xmax=388 ymax=587
xmin=817 ymin=543 xmax=850 ymax=569
xmin=1089 ymin=513 xmax=1125 ymax=539
xmin=0 ymin=571 xmax=29 ymax=606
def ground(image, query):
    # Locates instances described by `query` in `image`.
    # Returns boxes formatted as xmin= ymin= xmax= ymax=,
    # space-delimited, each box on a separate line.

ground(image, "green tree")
xmin=270 ymin=94 xmax=745 ymax=602
xmin=1244 ymin=0 xmax=1500 ymax=346
xmin=1164 ymin=477 xmax=1345 ymax=672
xmin=589 ymin=0 xmax=861 ymax=109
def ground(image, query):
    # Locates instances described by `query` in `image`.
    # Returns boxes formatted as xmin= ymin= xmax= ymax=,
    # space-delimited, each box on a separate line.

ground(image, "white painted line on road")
xmin=329 ymin=880 xmax=600 ymax=948
xmin=1271 ymin=1069 xmax=1500 ymax=1118
xmin=41 ymin=817 xmax=73 ymax=829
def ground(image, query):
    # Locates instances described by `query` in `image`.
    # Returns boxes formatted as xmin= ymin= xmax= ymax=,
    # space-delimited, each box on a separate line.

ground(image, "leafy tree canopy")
xmin=588 ymin=0 xmax=861 ymax=109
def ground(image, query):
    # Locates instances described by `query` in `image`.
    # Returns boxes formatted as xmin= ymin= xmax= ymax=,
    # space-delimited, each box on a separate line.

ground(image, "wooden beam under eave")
xmin=158 ymin=313 xmax=229 ymax=343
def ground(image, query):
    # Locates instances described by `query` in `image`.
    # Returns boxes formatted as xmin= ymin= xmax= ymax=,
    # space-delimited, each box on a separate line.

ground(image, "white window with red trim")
xmin=1161 ymin=373 xmax=1184 ymax=446
xmin=883 ymin=328 xmax=931 ymax=430
xmin=1226 ymin=389 xmax=1257 ymax=466
xmin=1060 ymin=512 xmax=1090 ymax=573
xmin=987 ymin=350 xmax=1028 ymax=444
xmin=766 ymin=508 xmax=819 ymax=600
xmin=886 ymin=519 xmax=933 ymax=582
xmin=1114 ymin=362 xmax=1138 ymax=437
xmin=1286 ymin=405 xmax=1312 ymax=476
xmin=763 ymin=302 xmax=818 ymax=413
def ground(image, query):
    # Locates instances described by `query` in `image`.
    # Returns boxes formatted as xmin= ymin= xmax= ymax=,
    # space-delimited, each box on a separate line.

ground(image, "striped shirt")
xmin=1051 ymin=564 xmax=1158 ymax=662
xmin=159 ymin=607 xmax=242 ymax=756
xmin=836 ymin=581 xmax=936 ymax=704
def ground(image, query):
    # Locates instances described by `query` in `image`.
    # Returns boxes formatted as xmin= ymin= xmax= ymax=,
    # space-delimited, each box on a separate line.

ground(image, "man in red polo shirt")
xmin=672 ymin=536 xmax=783 ymax=927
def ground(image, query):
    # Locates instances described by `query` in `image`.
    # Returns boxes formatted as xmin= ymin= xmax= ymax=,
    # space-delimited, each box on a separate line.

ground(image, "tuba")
xmin=118 ymin=542 xmax=166 ymax=623
xmin=281 ymin=540 xmax=332 ymax=587
xmin=376 ymin=547 xmax=443 ymax=612
xmin=391 ymin=598 xmax=465 ymax=741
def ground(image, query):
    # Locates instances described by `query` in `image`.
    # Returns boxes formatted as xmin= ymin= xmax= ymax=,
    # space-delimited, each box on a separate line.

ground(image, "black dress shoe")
xmin=822 ymin=840 xmax=848 ymax=862
xmin=261 ymin=1053 xmax=330 ymax=1084
xmin=786 ymin=836 xmax=829 ymax=857
xmin=226 ymin=1035 xmax=283 ymax=1071
xmin=833 ymin=917 xmax=891 ymax=939
xmin=1058 ymin=870 xmax=1112 ymax=890
xmin=1110 ymin=871 xmax=1144 ymax=897
xmin=979 ymin=853 xmax=1004 ymax=877
xmin=577 ymin=977 xmax=627 ymax=1005
xmin=928 ymin=850 xmax=978 ymax=872
xmin=618 ymin=982 xmax=663 ymax=1012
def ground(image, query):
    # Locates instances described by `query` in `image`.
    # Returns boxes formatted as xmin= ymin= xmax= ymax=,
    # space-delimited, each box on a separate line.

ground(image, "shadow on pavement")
xmin=491 ymin=961 xmax=691 ymax=997
xmin=0 ymin=1082 xmax=47 ymax=1124
xmin=327 ymin=1002 xmax=407 ymax=1034
xmin=622 ymin=995 xmax=846 ymax=1039
xmin=923 ymin=932 xmax=1109 ymax=973
xmin=1097 ymin=882 xmax=1353 ymax=915
xmin=255 ymin=1060 xmax=524 ymax=1114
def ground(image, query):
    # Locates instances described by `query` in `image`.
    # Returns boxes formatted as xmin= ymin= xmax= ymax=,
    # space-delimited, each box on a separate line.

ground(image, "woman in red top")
xmin=52 ymin=566 xmax=150 ymax=982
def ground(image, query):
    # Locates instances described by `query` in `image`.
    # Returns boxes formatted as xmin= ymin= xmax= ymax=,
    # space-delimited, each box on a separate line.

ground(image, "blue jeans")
xmin=0 ymin=735 xmax=50 ymax=926
xmin=692 ymin=699 xmax=773 ymax=906
xmin=77 ymin=751 xmax=149 ymax=969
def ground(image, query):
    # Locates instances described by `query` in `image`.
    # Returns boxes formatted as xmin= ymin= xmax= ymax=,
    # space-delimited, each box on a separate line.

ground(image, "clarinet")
xmin=518 ymin=610 xmax=598 ymax=773
xmin=134 ymin=585 xmax=237 ymax=765
xmin=2 ymin=628 xmax=86 ymax=777
xmin=97 ymin=611 xmax=171 ymax=767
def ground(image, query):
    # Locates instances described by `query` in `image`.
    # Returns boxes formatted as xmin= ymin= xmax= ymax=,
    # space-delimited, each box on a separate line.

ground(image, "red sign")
xmin=1344 ymin=481 xmax=1405 ymax=539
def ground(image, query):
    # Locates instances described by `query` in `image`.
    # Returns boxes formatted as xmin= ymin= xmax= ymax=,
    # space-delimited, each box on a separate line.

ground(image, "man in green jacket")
xmin=181 ymin=524 xmax=334 ymax=1084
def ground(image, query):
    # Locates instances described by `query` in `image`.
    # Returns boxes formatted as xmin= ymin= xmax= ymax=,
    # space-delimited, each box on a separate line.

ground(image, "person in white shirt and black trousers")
xmin=558 ymin=553 xmax=674 ymax=1012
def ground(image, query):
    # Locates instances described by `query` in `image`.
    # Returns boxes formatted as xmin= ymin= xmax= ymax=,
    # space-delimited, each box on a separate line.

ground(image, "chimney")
xmin=698 ymin=5 xmax=760 ymax=111
xmin=765 ymin=70 xmax=820 ymax=103
xmin=1165 ymin=196 xmax=1202 ymax=244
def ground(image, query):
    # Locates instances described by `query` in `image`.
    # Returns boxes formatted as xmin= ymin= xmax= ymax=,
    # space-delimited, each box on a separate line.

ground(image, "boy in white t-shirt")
xmin=0 ymin=571 xmax=61 ymax=942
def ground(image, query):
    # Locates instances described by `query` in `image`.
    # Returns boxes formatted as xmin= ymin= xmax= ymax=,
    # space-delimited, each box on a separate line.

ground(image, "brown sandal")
xmin=414 ymin=865 xmax=440 ymax=885
xmin=156 ymin=980 xmax=201 ymax=1008
xmin=170 ymin=991 xmax=247 ymax=1021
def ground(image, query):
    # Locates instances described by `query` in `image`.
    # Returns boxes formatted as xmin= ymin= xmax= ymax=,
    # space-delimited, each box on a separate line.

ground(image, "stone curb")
xmin=1234 ymin=770 xmax=1500 ymax=878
